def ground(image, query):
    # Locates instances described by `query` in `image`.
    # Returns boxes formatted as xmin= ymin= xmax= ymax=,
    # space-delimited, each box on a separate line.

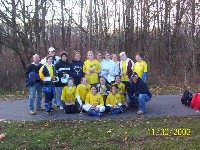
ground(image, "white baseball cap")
xmin=48 ymin=47 xmax=55 ymax=52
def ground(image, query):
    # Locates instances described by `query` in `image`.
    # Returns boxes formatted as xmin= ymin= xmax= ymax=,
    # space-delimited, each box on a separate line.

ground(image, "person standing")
xmin=128 ymin=72 xmax=152 ymax=115
xmin=112 ymin=53 xmax=120 ymax=75
xmin=54 ymin=51 xmax=71 ymax=109
xmin=70 ymin=51 xmax=84 ymax=86
xmin=40 ymin=47 xmax=60 ymax=65
xmin=83 ymin=51 xmax=100 ymax=85
xmin=100 ymin=52 xmax=118 ymax=84
xmin=119 ymin=52 xmax=134 ymax=92
xmin=96 ymin=51 xmax=103 ymax=63
xmin=25 ymin=54 xmax=43 ymax=115
xmin=40 ymin=47 xmax=60 ymax=106
xmin=133 ymin=53 xmax=148 ymax=81
xmin=39 ymin=55 xmax=57 ymax=115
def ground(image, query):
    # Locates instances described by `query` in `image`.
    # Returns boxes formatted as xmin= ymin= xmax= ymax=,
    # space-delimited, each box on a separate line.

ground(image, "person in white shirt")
xmin=40 ymin=47 xmax=60 ymax=65
xmin=100 ymin=52 xmax=118 ymax=84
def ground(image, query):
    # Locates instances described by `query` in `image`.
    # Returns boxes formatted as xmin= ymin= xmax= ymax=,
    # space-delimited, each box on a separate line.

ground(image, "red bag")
xmin=190 ymin=93 xmax=200 ymax=110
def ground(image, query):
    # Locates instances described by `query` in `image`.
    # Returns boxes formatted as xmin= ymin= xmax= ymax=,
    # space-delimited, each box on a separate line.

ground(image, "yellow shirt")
xmin=113 ymin=82 xmax=126 ymax=101
xmin=121 ymin=60 xmax=129 ymax=81
xmin=83 ymin=59 xmax=100 ymax=84
xmin=61 ymin=86 xmax=76 ymax=103
xmin=106 ymin=93 xmax=122 ymax=106
xmin=85 ymin=93 xmax=104 ymax=105
xmin=39 ymin=64 xmax=54 ymax=80
xmin=76 ymin=84 xmax=91 ymax=102
xmin=133 ymin=60 xmax=147 ymax=78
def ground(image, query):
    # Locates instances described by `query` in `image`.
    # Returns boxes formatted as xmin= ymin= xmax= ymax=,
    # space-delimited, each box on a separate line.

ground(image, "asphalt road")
xmin=0 ymin=95 xmax=199 ymax=121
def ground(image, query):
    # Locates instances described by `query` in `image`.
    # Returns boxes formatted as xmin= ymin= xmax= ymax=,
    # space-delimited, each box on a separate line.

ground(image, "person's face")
xmin=105 ymin=53 xmax=111 ymax=60
xmin=97 ymin=53 xmax=102 ymax=60
xmin=136 ymin=55 xmax=142 ymax=62
xmin=61 ymin=55 xmax=67 ymax=61
xmin=49 ymin=51 xmax=55 ymax=56
xmin=75 ymin=53 xmax=81 ymax=61
xmin=112 ymin=54 xmax=118 ymax=62
xmin=33 ymin=55 xmax=40 ymax=63
xmin=68 ymin=80 xmax=73 ymax=86
xmin=88 ymin=53 xmax=94 ymax=60
xmin=100 ymin=78 xmax=106 ymax=85
xmin=81 ymin=78 xmax=87 ymax=85
xmin=91 ymin=87 xmax=97 ymax=94
xmin=115 ymin=76 xmax=121 ymax=83
xmin=47 ymin=57 xmax=53 ymax=64
xmin=120 ymin=54 xmax=126 ymax=60
xmin=132 ymin=76 xmax=138 ymax=82
xmin=111 ymin=86 xmax=117 ymax=94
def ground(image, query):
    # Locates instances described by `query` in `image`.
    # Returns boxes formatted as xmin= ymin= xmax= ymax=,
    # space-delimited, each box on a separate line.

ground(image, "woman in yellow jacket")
xmin=106 ymin=84 xmax=125 ymax=115
xmin=61 ymin=78 xmax=77 ymax=114
xmin=76 ymin=77 xmax=91 ymax=111
xmin=83 ymin=85 xmax=105 ymax=117
xmin=83 ymin=51 xmax=100 ymax=85
xmin=39 ymin=55 xmax=58 ymax=115
xmin=133 ymin=53 xmax=148 ymax=81
xmin=112 ymin=75 xmax=129 ymax=108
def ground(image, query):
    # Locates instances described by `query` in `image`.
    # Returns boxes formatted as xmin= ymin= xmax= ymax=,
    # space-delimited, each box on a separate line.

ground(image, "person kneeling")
xmin=83 ymin=85 xmax=105 ymax=117
xmin=106 ymin=84 xmax=125 ymax=115
xmin=61 ymin=78 xmax=77 ymax=114
xmin=128 ymin=72 xmax=152 ymax=115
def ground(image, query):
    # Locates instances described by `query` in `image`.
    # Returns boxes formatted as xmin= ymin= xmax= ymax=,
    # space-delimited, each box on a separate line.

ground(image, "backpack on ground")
xmin=181 ymin=90 xmax=193 ymax=107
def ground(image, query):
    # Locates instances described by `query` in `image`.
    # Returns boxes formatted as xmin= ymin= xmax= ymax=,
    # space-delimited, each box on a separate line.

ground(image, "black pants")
xmin=64 ymin=104 xmax=76 ymax=114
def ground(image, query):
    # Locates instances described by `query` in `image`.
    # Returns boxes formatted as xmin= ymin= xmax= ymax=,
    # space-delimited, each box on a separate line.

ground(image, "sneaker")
xmin=137 ymin=110 xmax=144 ymax=115
xmin=30 ymin=110 xmax=36 ymax=115
xmin=99 ymin=113 xmax=103 ymax=117
xmin=60 ymin=106 xmax=63 ymax=110
xmin=36 ymin=107 xmax=44 ymax=111
xmin=119 ymin=106 xmax=124 ymax=113
xmin=54 ymin=104 xmax=59 ymax=107
xmin=44 ymin=110 xmax=51 ymax=115
xmin=50 ymin=108 xmax=55 ymax=112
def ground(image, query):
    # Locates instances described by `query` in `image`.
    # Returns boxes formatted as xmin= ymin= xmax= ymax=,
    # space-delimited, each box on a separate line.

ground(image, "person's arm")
xmin=142 ymin=61 xmax=148 ymax=81
xmin=83 ymin=61 xmax=90 ymax=75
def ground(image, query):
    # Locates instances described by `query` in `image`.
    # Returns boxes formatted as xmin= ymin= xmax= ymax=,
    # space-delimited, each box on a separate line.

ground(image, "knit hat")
xmin=48 ymin=47 xmax=55 ymax=52
xmin=131 ymin=72 xmax=138 ymax=77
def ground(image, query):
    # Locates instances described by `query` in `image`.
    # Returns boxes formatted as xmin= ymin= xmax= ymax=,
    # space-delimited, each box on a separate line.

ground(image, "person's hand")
xmin=86 ymin=71 xmax=90 ymax=75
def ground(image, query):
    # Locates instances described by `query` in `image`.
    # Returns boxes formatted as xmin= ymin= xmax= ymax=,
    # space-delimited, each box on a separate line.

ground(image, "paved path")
xmin=0 ymin=95 xmax=199 ymax=121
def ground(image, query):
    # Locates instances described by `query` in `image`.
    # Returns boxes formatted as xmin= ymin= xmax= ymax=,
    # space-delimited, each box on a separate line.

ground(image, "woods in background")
xmin=0 ymin=0 xmax=199 ymax=90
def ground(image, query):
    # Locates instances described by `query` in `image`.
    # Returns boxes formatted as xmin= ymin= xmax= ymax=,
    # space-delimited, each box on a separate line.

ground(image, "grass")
xmin=1 ymin=116 xmax=200 ymax=149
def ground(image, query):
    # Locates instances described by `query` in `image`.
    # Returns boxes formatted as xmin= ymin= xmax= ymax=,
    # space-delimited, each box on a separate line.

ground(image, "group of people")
xmin=25 ymin=47 xmax=151 ymax=117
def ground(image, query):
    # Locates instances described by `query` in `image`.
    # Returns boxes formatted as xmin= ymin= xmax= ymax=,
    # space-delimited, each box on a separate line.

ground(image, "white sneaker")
xmin=137 ymin=110 xmax=144 ymax=115
xmin=60 ymin=106 xmax=63 ymax=110
xmin=30 ymin=110 xmax=36 ymax=115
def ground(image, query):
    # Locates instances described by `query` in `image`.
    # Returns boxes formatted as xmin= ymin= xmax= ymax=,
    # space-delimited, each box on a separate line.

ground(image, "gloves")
xmin=142 ymin=72 xmax=147 ymax=81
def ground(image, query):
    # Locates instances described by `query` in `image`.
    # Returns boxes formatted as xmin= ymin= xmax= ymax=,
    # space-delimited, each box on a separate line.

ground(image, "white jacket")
xmin=100 ymin=59 xmax=119 ymax=83
xmin=40 ymin=56 xmax=60 ymax=65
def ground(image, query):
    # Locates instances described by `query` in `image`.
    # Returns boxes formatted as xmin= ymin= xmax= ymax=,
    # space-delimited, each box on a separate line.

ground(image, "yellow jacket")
xmin=106 ymin=93 xmax=122 ymax=106
xmin=61 ymin=86 xmax=76 ymax=103
xmin=112 ymin=82 xmax=126 ymax=101
xmin=83 ymin=59 xmax=100 ymax=84
xmin=85 ymin=93 xmax=104 ymax=106
xmin=39 ymin=64 xmax=55 ymax=81
xmin=76 ymin=84 xmax=91 ymax=102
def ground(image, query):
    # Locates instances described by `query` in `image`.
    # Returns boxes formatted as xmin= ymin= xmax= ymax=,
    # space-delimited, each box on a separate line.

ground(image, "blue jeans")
xmin=138 ymin=94 xmax=151 ymax=112
xmin=29 ymin=82 xmax=42 ymax=111
xmin=55 ymin=87 xmax=64 ymax=107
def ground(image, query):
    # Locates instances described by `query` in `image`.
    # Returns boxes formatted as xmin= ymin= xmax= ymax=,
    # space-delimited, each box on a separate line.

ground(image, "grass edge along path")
xmin=0 ymin=116 xmax=200 ymax=150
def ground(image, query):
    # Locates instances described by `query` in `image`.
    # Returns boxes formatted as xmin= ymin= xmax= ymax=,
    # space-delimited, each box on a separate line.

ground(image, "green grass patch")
xmin=0 ymin=116 xmax=200 ymax=149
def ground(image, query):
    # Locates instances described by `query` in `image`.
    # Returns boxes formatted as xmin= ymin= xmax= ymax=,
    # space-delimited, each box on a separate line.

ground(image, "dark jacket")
xmin=128 ymin=77 xmax=152 ymax=99
xmin=25 ymin=63 xmax=43 ymax=86
xmin=70 ymin=60 xmax=84 ymax=86
xmin=55 ymin=60 xmax=71 ymax=87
